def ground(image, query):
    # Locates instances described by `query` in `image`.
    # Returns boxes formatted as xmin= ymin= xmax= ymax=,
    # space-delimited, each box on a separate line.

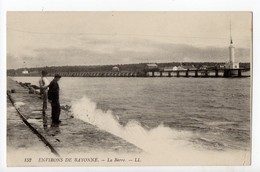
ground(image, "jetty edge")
xmin=6 ymin=77 xmax=142 ymax=157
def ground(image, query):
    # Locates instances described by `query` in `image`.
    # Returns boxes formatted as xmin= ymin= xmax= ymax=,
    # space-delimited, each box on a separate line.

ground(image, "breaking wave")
xmin=70 ymin=96 xmax=250 ymax=165
xmin=71 ymin=96 xmax=193 ymax=154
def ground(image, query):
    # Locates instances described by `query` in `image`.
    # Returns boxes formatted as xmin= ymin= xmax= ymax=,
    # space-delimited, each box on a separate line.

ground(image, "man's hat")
xmin=54 ymin=74 xmax=62 ymax=78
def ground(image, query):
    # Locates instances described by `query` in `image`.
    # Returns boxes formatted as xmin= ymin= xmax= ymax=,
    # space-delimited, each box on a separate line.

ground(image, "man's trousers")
xmin=51 ymin=100 xmax=60 ymax=123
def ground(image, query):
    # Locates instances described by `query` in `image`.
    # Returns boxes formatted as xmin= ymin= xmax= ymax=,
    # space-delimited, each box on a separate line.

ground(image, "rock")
xmin=31 ymin=85 xmax=40 ymax=89
xmin=28 ymin=87 xmax=35 ymax=94
xmin=35 ymin=89 xmax=41 ymax=95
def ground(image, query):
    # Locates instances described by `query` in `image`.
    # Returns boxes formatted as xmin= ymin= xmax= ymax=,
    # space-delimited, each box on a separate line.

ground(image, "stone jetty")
xmin=7 ymin=77 xmax=142 ymax=160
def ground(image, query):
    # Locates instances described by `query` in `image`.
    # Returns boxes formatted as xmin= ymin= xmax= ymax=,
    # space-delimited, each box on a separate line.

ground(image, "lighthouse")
xmin=229 ymin=39 xmax=235 ymax=63
xmin=225 ymin=23 xmax=240 ymax=69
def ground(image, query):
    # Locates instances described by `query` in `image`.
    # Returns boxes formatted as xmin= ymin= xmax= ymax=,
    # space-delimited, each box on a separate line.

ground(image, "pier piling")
xmin=215 ymin=69 xmax=219 ymax=77
xmin=176 ymin=71 xmax=180 ymax=77
xmin=195 ymin=70 xmax=198 ymax=77
xmin=238 ymin=70 xmax=242 ymax=77
xmin=185 ymin=70 xmax=189 ymax=77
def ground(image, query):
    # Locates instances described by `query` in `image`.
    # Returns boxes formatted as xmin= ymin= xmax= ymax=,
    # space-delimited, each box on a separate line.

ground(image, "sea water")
xmin=11 ymin=77 xmax=250 ymax=155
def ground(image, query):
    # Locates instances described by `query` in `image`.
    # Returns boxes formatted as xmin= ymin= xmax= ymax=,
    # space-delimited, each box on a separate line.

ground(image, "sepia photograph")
xmin=6 ymin=12 xmax=252 ymax=166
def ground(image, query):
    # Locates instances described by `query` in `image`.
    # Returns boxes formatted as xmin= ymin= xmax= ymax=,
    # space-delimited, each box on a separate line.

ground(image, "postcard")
xmin=6 ymin=12 xmax=252 ymax=166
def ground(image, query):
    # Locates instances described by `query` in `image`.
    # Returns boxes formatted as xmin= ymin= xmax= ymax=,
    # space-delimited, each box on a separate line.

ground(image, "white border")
xmin=1 ymin=0 xmax=259 ymax=172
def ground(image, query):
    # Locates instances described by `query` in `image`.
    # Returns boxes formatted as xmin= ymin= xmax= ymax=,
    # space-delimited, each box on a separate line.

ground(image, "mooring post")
xmin=152 ymin=71 xmax=155 ymax=77
xmin=177 ymin=71 xmax=180 ymax=77
xmin=160 ymin=71 xmax=163 ymax=77
xmin=168 ymin=71 xmax=171 ymax=77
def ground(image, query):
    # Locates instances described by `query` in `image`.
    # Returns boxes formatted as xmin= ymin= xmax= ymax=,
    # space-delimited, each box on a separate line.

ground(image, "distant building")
xmin=112 ymin=66 xmax=120 ymax=72
xmin=199 ymin=65 xmax=216 ymax=70
xmin=146 ymin=64 xmax=158 ymax=71
xmin=183 ymin=65 xmax=197 ymax=70
xmin=163 ymin=66 xmax=178 ymax=71
xmin=22 ymin=69 xmax=29 ymax=74
xmin=219 ymin=64 xmax=225 ymax=69
xmin=177 ymin=66 xmax=187 ymax=70
xmin=200 ymin=65 xmax=207 ymax=70
xmin=30 ymin=71 xmax=40 ymax=76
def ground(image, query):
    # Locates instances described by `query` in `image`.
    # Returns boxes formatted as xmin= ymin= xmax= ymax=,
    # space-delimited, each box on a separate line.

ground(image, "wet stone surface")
xmin=7 ymin=97 xmax=50 ymax=153
xmin=7 ymin=78 xmax=142 ymax=156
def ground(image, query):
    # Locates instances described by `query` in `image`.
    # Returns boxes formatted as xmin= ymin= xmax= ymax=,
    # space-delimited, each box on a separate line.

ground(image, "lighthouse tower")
xmin=229 ymin=39 xmax=235 ymax=63
xmin=225 ymin=23 xmax=239 ymax=69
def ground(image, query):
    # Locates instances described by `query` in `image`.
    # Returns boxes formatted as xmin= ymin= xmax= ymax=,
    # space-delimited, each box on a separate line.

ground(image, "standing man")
xmin=48 ymin=74 xmax=62 ymax=125
xmin=39 ymin=70 xmax=50 ymax=115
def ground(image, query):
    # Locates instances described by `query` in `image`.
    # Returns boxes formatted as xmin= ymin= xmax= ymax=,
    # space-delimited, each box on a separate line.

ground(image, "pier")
xmin=46 ymin=71 xmax=140 ymax=77
xmin=39 ymin=68 xmax=249 ymax=78
xmin=145 ymin=68 xmax=248 ymax=78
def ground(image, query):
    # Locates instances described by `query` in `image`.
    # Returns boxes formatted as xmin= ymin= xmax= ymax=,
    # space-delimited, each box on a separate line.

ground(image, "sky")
xmin=7 ymin=12 xmax=252 ymax=69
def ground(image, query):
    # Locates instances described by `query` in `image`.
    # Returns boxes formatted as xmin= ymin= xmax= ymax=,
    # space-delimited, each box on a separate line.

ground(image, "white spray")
xmin=71 ymin=96 xmax=250 ymax=164
xmin=71 ymin=96 xmax=194 ymax=154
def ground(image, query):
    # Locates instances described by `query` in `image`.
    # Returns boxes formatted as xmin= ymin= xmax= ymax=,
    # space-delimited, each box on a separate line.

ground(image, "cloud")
xmin=7 ymin=37 xmax=250 ymax=69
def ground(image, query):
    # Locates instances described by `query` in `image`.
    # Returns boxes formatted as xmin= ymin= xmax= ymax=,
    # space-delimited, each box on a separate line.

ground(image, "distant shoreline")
xmin=7 ymin=62 xmax=250 ymax=76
